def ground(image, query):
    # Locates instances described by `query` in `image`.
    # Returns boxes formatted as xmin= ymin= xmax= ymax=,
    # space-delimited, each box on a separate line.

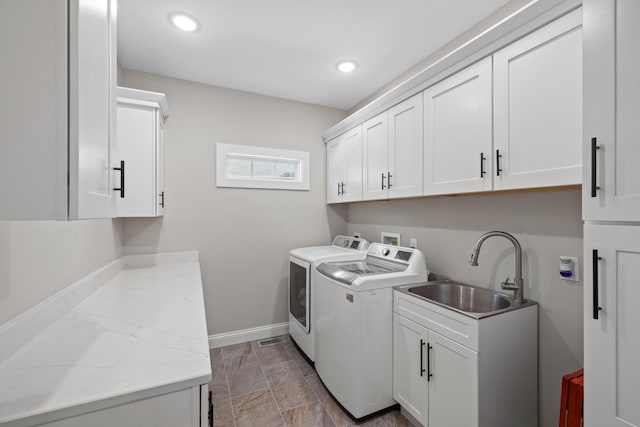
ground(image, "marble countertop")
xmin=0 ymin=254 xmax=211 ymax=426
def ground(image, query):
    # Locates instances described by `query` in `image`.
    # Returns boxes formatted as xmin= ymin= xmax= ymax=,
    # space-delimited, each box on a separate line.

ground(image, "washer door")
xmin=289 ymin=256 xmax=310 ymax=332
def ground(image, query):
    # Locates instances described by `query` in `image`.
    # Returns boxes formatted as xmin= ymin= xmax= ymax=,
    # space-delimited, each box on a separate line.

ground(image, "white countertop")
xmin=0 ymin=254 xmax=211 ymax=426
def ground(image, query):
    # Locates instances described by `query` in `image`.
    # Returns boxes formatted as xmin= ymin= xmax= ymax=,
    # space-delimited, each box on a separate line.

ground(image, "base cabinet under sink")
xmin=392 ymin=291 xmax=538 ymax=427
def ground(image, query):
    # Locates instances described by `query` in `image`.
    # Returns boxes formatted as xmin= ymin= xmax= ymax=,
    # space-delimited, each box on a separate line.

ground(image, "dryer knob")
xmin=382 ymin=248 xmax=390 ymax=256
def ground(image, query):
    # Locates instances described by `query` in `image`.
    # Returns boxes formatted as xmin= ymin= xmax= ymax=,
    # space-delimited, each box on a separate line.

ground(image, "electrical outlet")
xmin=410 ymin=238 xmax=417 ymax=248
xmin=353 ymin=232 xmax=361 ymax=238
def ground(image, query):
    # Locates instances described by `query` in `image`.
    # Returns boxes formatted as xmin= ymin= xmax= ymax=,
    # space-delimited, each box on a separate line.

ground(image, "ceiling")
xmin=117 ymin=0 xmax=511 ymax=110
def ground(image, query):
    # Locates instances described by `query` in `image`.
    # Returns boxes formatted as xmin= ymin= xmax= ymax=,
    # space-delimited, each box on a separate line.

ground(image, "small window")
xmin=216 ymin=143 xmax=310 ymax=190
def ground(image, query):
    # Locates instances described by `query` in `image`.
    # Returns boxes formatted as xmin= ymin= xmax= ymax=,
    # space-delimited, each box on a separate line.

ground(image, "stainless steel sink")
xmin=397 ymin=280 xmax=536 ymax=319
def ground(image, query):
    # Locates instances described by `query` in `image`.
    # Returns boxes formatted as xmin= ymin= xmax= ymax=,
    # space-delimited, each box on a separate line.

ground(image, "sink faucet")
xmin=469 ymin=231 xmax=525 ymax=304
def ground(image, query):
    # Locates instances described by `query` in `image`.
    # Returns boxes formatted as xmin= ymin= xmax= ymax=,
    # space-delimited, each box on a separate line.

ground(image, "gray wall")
xmin=0 ymin=219 xmax=123 ymax=324
xmin=120 ymin=69 xmax=348 ymax=335
xmin=347 ymin=189 xmax=583 ymax=427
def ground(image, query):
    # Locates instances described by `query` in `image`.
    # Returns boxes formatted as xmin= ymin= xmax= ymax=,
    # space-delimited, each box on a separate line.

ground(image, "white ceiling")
xmin=117 ymin=0 xmax=510 ymax=110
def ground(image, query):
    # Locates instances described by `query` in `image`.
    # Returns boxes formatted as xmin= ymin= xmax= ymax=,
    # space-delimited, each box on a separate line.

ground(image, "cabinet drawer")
xmin=394 ymin=291 xmax=479 ymax=351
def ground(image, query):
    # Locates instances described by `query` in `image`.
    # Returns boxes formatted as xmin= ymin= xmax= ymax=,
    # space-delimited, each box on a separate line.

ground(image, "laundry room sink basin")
xmin=399 ymin=280 xmax=536 ymax=319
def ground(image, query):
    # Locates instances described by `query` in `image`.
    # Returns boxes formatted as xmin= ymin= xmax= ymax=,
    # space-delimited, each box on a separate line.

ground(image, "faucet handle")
xmin=501 ymin=277 xmax=517 ymax=290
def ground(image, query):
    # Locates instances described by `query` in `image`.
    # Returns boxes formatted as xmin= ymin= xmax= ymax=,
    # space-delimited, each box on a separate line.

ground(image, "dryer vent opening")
xmin=257 ymin=337 xmax=286 ymax=347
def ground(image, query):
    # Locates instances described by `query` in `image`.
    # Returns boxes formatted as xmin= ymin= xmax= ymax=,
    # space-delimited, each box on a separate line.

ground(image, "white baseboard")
xmin=208 ymin=322 xmax=289 ymax=349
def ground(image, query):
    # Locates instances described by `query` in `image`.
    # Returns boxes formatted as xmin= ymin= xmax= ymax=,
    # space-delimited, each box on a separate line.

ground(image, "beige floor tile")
xmin=254 ymin=343 xmax=292 ymax=369
xmin=264 ymin=360 xmax=318 ymax=411
xmin=321 ymin=397 xmax=355 ymax=427
xmin=225 ymin=351 xmax=268 ymax=397
xmin=211 ymin=348 xmax=228 ymax=385
xmin=222 ymin=342 xmax=253 ymax=361
xmin=283 ymin=342 xmax=315 ymax=376
xmin=232 ymin=388 xmax=285 ymax=427
xmin=379 ymin=410 xmax=414 ymax=427
xmin=304 ymin=373 xmax=331 ymax=403
xmin=282 ymin=401 xmax=336 ymax=427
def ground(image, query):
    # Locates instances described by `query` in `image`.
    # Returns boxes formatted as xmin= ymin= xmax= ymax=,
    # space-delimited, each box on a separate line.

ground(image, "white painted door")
xmin=428 ymin=329 xmax=478 ymax=427
xmin=424 ymin=58 xmax=492 ymax=195
xmin=388 ymin=94 xmax=423 ymax=198
xmin=362 ymin=112 xmax=389 ymax=200
xmin=584 ymin=224 xmax=640 ymax=427
xmin=493 ymin=9 xmax=582 ymax=191
xmin=157 ymin=114 xmax=165 ymax=215
xmin=115 ymin=105 xmax=157 ymax=217
xmin=393 ymin=314 xmax=429 ymax=427
xmin=341 ymin=126 xmax=363 ymax=202
xmin=326 ymin=136 xmax=344 ymax=204
xmin=583 ymin=0 xmax=640 ymax=221
xmin=68 ymin=0 xmax=117 ymax=219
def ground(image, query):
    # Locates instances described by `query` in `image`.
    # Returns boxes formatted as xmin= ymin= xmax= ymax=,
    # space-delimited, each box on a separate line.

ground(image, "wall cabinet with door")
xmin=115 ymin=87 xmax=169 ymax=217
xmin=326 ymin=126 xmax=362 ymax=203
xmin=0 ymin=0 xmax=117 ymax=220
xmin=423 ymin=57 xmax=493 ymax=195
xmin=393 ymin=289 xmax=537 ymax=427
xmin=362 ymin=93 xmax=423 ymax=201
xmin=583 ymin=1 xmax=640 ymax=426
xmin=326 ymin=9 xmax=582 ymax=204
xmin=493 ymin=8 xmax=582 ymax=191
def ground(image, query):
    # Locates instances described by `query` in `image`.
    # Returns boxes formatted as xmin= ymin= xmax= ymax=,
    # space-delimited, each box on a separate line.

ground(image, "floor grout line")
xmin=252 ymin=340 xmax=288 ymax=427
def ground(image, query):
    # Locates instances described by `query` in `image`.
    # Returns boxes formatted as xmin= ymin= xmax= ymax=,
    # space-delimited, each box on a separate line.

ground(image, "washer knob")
xmin=382 ymin=248 xmax=390 ymax=256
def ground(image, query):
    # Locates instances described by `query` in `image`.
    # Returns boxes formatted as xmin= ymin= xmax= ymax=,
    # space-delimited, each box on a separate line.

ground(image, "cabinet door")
xmin=584 ymin=224 xmax=640 ymax=427
xmin=493 ymin=9 xmax=582 ymax=191
xmin=428 ymin=329 xmax=478 ymax=427
xmin=68 ymin=0 xmax=117 ymax=219
xmin=115 ymin=105 xmax=157 ymax=217
xmin=362 ymin=112 xmax=389 ymax=200
xmin=424 ymin=58 xmax=492 ymax=195
xmin=388 ymin=94 xmax=423 ymax=198
xmin=341 ymin=126 xmax=363 ymax=202
xmin=326 ymin=136 xmax=344 ymax=204
xmin=157 ymin=114 xmax=166 ymax=216
xmin=583 ymin=0 xmax=640 ymax=221
xmin=393 ymin=314 xmax=429 ymax=427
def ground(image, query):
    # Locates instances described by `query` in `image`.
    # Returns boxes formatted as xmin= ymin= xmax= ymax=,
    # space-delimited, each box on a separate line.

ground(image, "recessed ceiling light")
xmin=169 ymin=13 xmax=200 ymax=32
xmin=337 ymin=61 xmax=358 ymax=73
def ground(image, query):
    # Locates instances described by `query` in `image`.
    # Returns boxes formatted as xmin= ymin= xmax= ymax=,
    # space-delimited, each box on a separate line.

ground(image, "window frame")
xmin=216 ymin=143 xmax=310 ymax=191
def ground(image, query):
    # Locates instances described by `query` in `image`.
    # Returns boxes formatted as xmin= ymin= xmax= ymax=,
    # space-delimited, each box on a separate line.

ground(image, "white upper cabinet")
xmin=115 ymin=87 xmax=169 ymax=217
xmin=363 ymin=112 xmax=389 ymax=200
xmin=363 ymin=94 xmax=423 ymax=201
xmin=423 ymin=58 xmax=492 ymax=195
xmin=583 ymin=0 xmax=640 ymax=221
xmin=326 ymin=126 xmax=363 ymax=204
xmin=0 ymin=0 xmax=117 ymax=220
xmin=388 ymin=94 xmax=424 ymax=199
xmin=493 ymin=9 xmax=582 ymax=191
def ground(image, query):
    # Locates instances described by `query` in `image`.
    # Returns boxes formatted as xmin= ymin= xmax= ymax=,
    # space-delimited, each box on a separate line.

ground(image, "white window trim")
xmin=216 ymin=143 xmax=310 ymax=191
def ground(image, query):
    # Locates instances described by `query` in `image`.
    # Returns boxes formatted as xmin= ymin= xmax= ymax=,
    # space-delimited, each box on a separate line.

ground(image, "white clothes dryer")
xmin=314 ymin=243 xmax=429 ymax=419
xmin=288 ymin=235 xmax=369 ymax=362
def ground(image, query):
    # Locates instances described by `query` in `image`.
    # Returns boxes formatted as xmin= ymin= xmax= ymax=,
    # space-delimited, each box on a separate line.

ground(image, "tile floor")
xmin=209 ymin=335 xmax=414 ymax=427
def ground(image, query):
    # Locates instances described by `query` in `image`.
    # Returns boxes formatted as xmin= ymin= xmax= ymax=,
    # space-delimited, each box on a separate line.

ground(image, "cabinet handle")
xmin=341 ymin=182 xmax=345 ymax=195
xmin=208 ymin=390 xmax=213 ymax=427
xmin=480 ymin=153 xmax=486 ymax=178
xmin=338 ymin=182 xmax=341 ymax=196
xmin=112 ymin=160 xmax=125 ymax=198
xmin=387 ymin=172 xmax=392 ymax=189
xmin=591 ymin=137 xmax=600 ymax=197
xmin=420 ymin=339 xmax=426 ymax=377
xmin=381 ymin=173 xmax=386 ymax=190
xmin=496 ymin=150 xmax=503 ymax=177
xmin=427 ymin=343 xmax=433 ymax=382
xmin=160 ymin=191 xmax=165 ymax=208
xmin=592 ymin=249 xmax=602 ymax=319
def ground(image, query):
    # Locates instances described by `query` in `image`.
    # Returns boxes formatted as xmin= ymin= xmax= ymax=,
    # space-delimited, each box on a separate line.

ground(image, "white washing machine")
xmin=314 ymin=243 xmax=429 ymax=419
xmin=289 ymin=235 xmax=369 ymax=362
